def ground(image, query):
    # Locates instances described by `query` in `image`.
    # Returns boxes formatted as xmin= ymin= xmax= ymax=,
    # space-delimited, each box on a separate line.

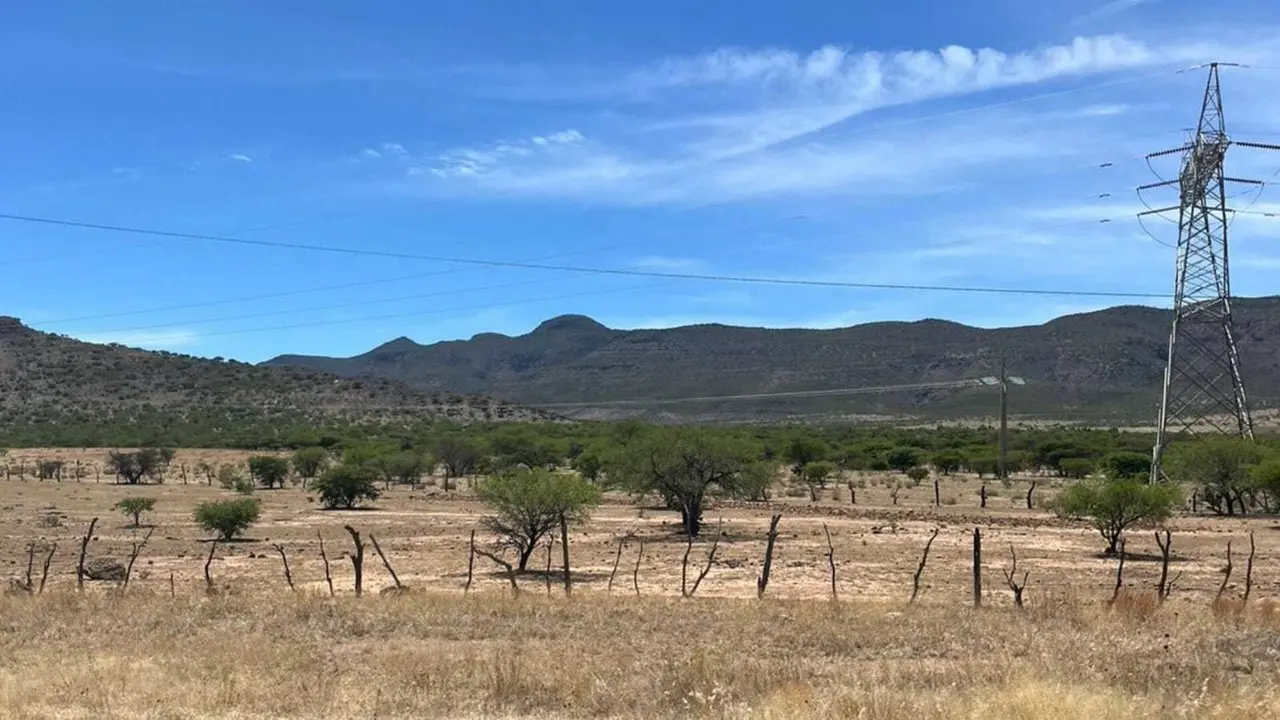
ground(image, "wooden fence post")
xmin=972 ymin=527 xmax=982 ymax=607
xmin=559 ymin=513 xmax=572 ymax=596
xmin=343 ymin=525 xmax=365 ymax=597
xmin=76 ymin=517 xmax=98 ymax=591
xmin=910 ymin=528 xmax=940 ymax=603
xmin=464 ymin=530 xmax=476 ymax=593
xmin=756 ymin=513 xmax=782 ymax=599
xmin=318 ymin=531 xmax=335 ymax=597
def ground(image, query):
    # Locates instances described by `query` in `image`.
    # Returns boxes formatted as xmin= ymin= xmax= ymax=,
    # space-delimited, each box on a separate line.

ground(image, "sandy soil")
xmin=1 ymin=447 xmax=1277 ymax=604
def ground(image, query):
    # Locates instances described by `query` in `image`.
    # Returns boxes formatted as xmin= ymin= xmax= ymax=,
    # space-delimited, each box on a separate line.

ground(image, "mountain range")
xmin=263 ymin=297 xmax=1280 ymax=424
xmin=0 ymin=315 xmax=549 ymax=441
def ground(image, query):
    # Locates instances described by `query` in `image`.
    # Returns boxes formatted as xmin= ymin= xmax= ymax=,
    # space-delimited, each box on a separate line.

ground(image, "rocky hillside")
xmin=0 ymin=316 xmax=550 ymax=438
xmin=264 ymin=298 xmax=1280 ymax=423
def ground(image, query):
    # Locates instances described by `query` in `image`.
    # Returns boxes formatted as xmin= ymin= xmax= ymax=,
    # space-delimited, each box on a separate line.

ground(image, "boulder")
xmin=84 ymin=557 xmax=126 ymax=582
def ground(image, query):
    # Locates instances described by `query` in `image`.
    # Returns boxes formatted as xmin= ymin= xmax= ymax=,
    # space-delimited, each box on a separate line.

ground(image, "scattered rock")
xmin=84 ymin=557 xmax=126 ymax=582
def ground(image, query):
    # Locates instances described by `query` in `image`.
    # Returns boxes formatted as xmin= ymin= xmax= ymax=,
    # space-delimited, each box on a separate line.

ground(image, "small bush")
xmin=194 ymin=498 xmax=261 ymax=541
xmin=248 ymin=455 xmax=290 ymax=489
xmin=114 ymin=496 xmax=156 ymax=527
xmin=313 ymin=464 xmax=381 ymax=509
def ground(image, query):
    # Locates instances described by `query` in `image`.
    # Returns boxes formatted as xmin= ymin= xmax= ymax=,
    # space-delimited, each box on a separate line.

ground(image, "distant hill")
xmin=0 ymin=316 xmax=550 ymax=443
xmin=264 ymin=299 xmax=1280 ymax=423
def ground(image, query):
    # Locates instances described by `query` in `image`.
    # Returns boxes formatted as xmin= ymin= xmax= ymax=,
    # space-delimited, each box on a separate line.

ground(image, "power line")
xmin=537 ymin=378 xmax=990 ymax=408
xmin=34 ymin=240 xmax=638 ymax=326
xmin=153 ymin=281 xmax=674 ymax=339
xmin=0 ymin=212 xmax=1170 ymax=300
xmin=86 ymin=277 xmax=556 ymax=334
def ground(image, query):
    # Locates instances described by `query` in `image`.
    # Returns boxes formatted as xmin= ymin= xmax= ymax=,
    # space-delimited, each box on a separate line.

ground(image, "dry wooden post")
xmin=680 ymin=532 xmax=694 ymax=597
xmin=1243 ymin=531 xmax=1256 ymax=606
xmin=24 ymin=542 xmax=36 ymax=592
xmin=204 ymin=539 xmax=219 ymax=592
xmin=972 ymin=527 xmax=983 ymax=607
xmin=980 ymin=484 xmax=988 ymax=508
xmin=1155 ymin=530 xmax=1174 ymax=602
xmin=1025 ymin=482 xmax=1037 ymax=510
xmin=1191 ymin=489 xmax=1199 ymax=514
xmin=18 ymin=460 xmax=25 ymax=481
xmin=368 ymin=533 xmax=403 ymax=590
xmin=1001 ymin=544 xmax=1029 ymax=607
xmin=632 ymin=539 xmax=644 ymax=596
xmin=847 ymin=480 xmax=856 ymax=504
xmin=1216 ymin=540 xmax=1234 ymax=602
xmin=1110 ymin=539 xmax=1127 ymax=605
xmin=76 ymin=517 xmax=98 ymax=591
xmin=318 ymin=531 xmax=335 ymax=597
xmin=686 ymin=520 xmax=722 ymax=598
xmin=544 ymin=538 xmax=553 ymax=595
xmin=343 ymin=525 xmax=365 ymax=597
xmin=558 ymin=513 xmax=572 ymax=595
xmin=933 ymin=478 xmax=941 ymax=507
xmin=756 ymin=513 xmax=782 ymax=599
xmin=121 ymin=527 xmax=155 ymax=590
xmin=464 ymin=530 xmax=476 ymax=593
xmin=38 ymin=543 xmax=56 ymax=594
xmin=181 ymin=464 xmax=188 ymax=485
xmin=910 ymin=528 xmax=940 ymax=603
xmin=822 ymin=522 xmax=838 ymax=602
xmin=473 ymin=548 xmax=520 ymax=595
xmin=606 ymin=536 xmax=627 ymax=593
xmin=272 ymin=543 xmax=295 ymax=591
xmin=169 ymin=570 xmax=175 ymax=598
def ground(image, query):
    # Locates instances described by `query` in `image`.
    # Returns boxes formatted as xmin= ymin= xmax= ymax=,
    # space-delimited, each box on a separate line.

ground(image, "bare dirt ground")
xmin=3 ymin=448 xmax=1277 ymax=604
xmin=3 ymin=449 xmax=1280 ymax=718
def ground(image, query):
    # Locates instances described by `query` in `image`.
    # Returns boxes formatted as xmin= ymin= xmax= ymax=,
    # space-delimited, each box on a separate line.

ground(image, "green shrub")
xmin=248 ymin=455 xmax=290 ymax=489
xmin=1053 ymin=479 xmax=1181 ymax=555
xmin=313 ymin=464 xmax=381 ymax=509
xmin=477 ymin=468 xmax=602 ymax=571
xmin=194 ymin=498 xmax=261 ymax=541
xmin=114 ymin=496 xmax=156 ymax=527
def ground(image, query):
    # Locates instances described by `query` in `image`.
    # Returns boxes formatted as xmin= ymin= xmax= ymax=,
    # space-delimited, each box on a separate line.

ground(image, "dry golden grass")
xmin=1 ymin=590 xmax=1279 ymax=719
xmin=2 ymin=447 xmax=1280 ymax=717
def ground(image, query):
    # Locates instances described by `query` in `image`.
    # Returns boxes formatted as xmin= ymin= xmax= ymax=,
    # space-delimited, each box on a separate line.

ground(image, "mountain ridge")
xmin=0 ymin=316 xmax=553 ymax=441
xmin=264 ymin=298 xmax=1280 ymax=422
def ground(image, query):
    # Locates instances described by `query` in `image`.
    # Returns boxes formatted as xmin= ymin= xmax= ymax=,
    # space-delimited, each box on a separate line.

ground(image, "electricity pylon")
xmin=1141 ymin=63 xmax=1280 ymax=483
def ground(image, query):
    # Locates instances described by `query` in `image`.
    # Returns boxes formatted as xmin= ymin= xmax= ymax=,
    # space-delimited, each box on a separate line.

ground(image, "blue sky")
xmin=2 ymin=0 xmax=1280 ymax=362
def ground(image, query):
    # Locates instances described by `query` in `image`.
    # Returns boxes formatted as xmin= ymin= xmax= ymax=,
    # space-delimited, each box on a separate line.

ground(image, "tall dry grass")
xmin=0 ymin=589 xmax=1278 ymax=719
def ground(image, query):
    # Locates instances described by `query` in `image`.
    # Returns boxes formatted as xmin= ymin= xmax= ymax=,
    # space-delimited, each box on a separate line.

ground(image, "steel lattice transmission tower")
xmin=1142 ymin=63 xmax=1279 ymax=483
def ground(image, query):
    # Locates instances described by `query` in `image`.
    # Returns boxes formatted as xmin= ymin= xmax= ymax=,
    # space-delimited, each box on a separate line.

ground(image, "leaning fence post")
xmin=76 ymin=517 xmax=98 ymax=591
xmin=756 ymin=513 xmax=782 ymax=599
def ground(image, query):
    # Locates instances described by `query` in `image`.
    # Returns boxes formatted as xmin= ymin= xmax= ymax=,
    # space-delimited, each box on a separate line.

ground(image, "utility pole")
xmin=987 ymin=354 xmax=1023 ymax=480
xmin=1141 ymin=63 xmax=1279 ymax=483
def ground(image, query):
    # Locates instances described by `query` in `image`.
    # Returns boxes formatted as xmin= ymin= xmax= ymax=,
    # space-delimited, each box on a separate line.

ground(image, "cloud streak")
xmin=385 ymin=33 xmax=1264 ymax=206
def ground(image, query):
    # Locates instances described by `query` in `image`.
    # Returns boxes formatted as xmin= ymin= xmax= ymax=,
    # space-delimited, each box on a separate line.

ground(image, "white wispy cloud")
xmin=1073 ymin=0 xmax=1158 ymax=26
xmin=229 ymin=153 xmax=254 ymax=163
xmin=391 ymin=33 xmax=1273 ymax=206
xmin=428 ymin=129 xmax=584 ymax=179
